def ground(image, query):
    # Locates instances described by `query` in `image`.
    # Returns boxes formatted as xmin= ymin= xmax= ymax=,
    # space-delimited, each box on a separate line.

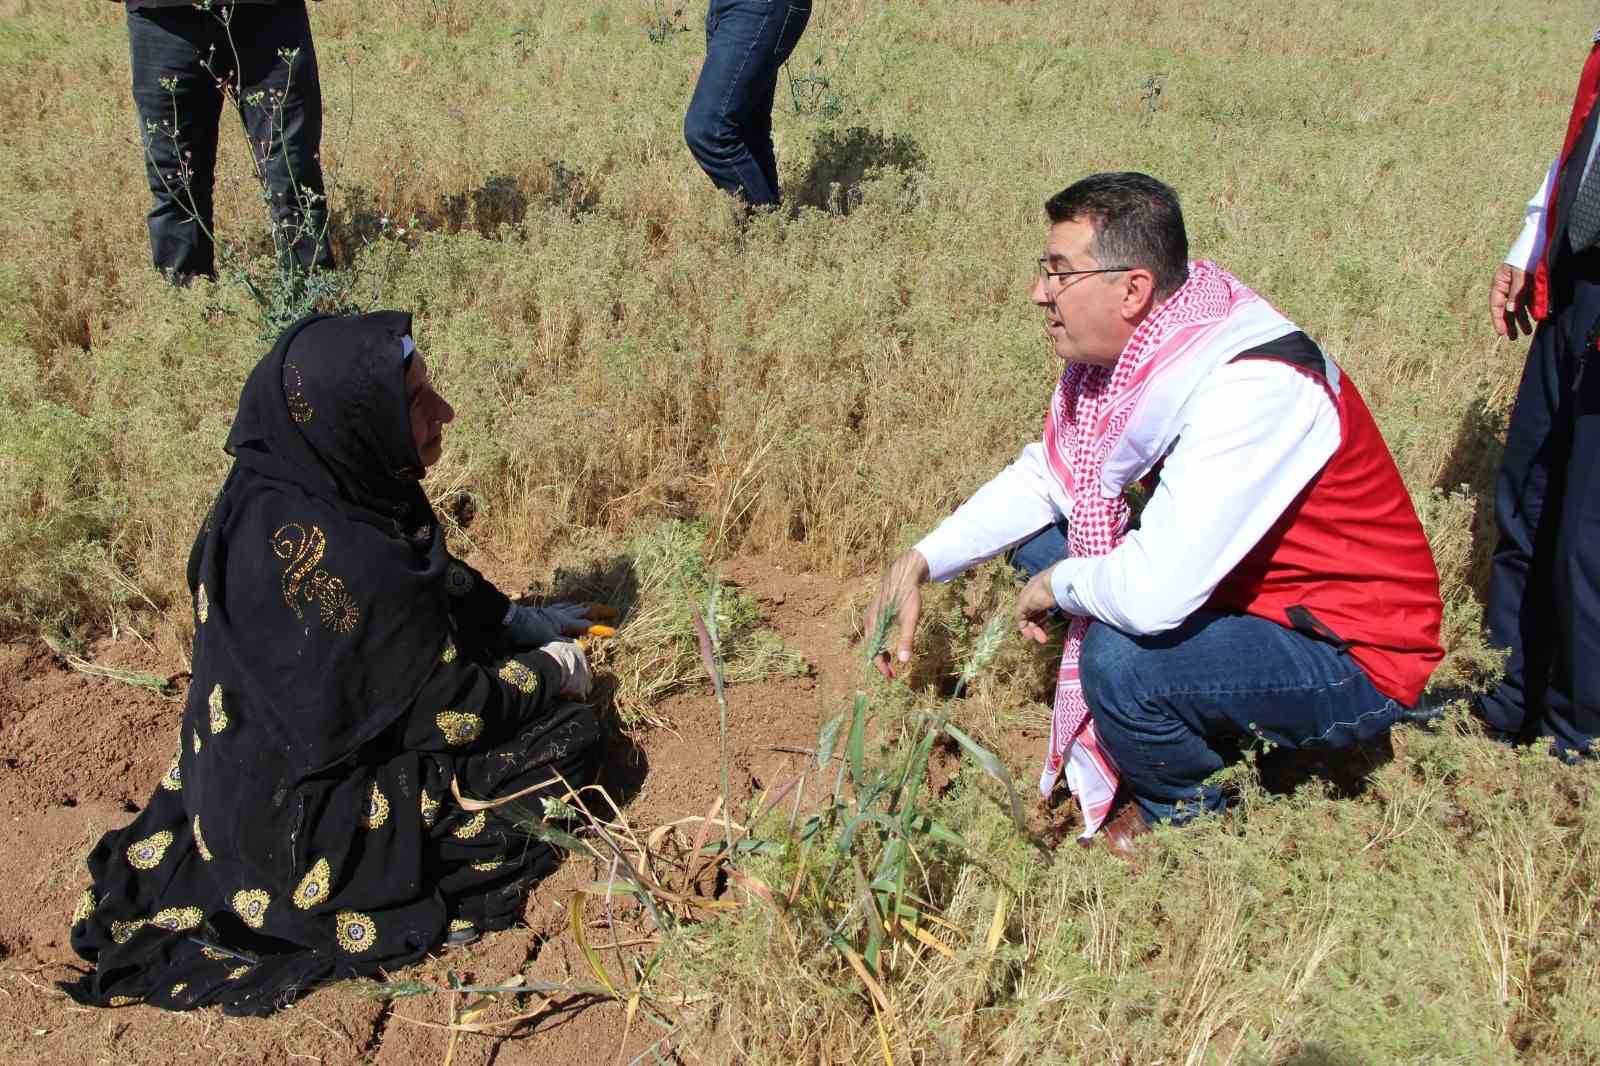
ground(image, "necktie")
xmin=1569 ymin=147 xmax=1600 ymax=252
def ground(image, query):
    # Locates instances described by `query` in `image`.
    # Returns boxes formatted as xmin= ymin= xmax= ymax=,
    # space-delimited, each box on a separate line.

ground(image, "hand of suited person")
xmin=1490 ymin=263 xmax=1533 ymax=340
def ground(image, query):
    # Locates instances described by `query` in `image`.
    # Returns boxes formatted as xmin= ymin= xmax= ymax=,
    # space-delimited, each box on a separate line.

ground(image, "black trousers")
xmin=127 ymin=1 xmax=333 ymax=279
xmin=1480 ymin=263 xmax=1600 ymax=756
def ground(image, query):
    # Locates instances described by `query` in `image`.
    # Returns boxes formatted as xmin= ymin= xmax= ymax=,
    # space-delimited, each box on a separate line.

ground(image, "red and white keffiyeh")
xmin=1039 ymin=260 xmax=1297 ymax=838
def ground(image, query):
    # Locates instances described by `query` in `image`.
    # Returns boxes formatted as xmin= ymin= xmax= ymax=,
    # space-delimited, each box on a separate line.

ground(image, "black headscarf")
xmin=186 ymin=311 xmax=452 ymax=774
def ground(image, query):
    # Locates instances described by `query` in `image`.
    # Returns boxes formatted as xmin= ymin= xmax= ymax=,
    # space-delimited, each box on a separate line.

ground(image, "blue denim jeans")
xmin=683 ymin=0 xmax=811 ymax=207
xmin=1478 ymin=268 xmax=1600 ymax=758
xmin=1081 ymin=610 xmax=1404 ymax=825
xmin=1007 ymin=520 xmax=1070 ymax=579
xmin=127 ymin=1 xmax=332 ymax=279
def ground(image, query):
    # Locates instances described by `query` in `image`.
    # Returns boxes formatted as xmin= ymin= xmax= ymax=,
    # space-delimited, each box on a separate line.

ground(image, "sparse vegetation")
xmin=2 ymin=0 xmax=1596 ymax=1061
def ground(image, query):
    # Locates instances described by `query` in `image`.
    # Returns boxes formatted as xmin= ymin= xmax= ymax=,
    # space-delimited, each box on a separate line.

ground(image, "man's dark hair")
xmin=1045 ymin=172 xmax=1189 ymax=299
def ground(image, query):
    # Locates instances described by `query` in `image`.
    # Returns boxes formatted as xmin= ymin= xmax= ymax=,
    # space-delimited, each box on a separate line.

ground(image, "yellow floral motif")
xmin=420 ymin=791 xmax=440 ymax=828
xmin=435 ymin=710 xmax=484 ymax=747
xmin=151 ymin=906 xmax=204 ymax=932
xmin=360 ymin=782 xmax=390 ymax=830
xmin=272 ymin=523 xmax=361 ymax=635
xmin=111 ymin=919 xmax=147 ymax=944
xmin=71 ymin=889 xmax=96 ymax=926
xmin=294 ymin=857 xmax=332 ymax=911
xmin=171 ymin=983 xmax=188 ymax=997
xmin=451 ymin=811 xmax=486 ymax=840
xmin=109 ymin=995 xmax=142 ymax=1007
xmin=201 ymin=947 xmax=231 ymax=961
xmin=449 ymin=918 xmax=475 ymax=933
xmin=497 ymin=660 xmax=539 ymax=695
xmin=335 ymin=910 xmax=378 ymax=954
xmin=192 ymin=729 xmax=202 ymax=755
xmin=471 ymin=858 xmax=504 ymax=873
xmin=159 ymin=753 xmax=182 ymax=792
xmin=193 ymin=815 xmax=212 ymax=861
xmin=227 ymin=965 xmax=252 ymax=980
xmin=319 ymin=586 xmax=360 ymax=634
xmin=231 ymin=889 xmax=271 ymax=929
xmin=127 ymin=830 xmax=174 ymax=870
xmin=196 ymin=583 xmax=209 ymax=624
xmin=440 ymin=638 xmax=457 ymax=664
xmin=209 ymin=684 xmax=229 ymax=734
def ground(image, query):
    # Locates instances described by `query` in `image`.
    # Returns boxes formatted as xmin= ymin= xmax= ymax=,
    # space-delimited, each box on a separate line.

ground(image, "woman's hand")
xmin=538 ymin=640 xmax=593 ymax=699
xmin=503 ymin=602 xmax=601 ymax=648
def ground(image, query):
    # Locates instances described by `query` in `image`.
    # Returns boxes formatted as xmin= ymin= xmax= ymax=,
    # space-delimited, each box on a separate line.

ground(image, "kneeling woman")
xmin=63 ymin=312 xmax=608 ymax=1015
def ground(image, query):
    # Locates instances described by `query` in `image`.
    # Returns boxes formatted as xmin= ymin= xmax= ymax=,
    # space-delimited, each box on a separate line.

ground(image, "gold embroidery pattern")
xmin=111 ymin=919 xmax=147 ymax=944
xmin=209 ymin=684 xmax=229 ymax=734
xmin=440 ymin=638 xmax=457 ymax=664
xmin=227 ymin=965 xmax=252 ymax=980
xmin=171 ymin=983 xmax=188 ymax=998
xmin=160 ymin=753 xmax=183 ymax=792
xmin=193 ymin=816 xmax=212 ymax=861
xmin=498 ymin=660 xmax=540 ymax=695
xmin=471 ymin=858 xmax=504 ymax=873
xmin=151 ymin=906 xmax=204 ymax=933
xmin=272 ymin=523 xmax=361 ymax=635
xmin=335 ymin=910 xmax=378 ymax=954
xmin=452 ymin=811 xmax=486 ymax=840
xmin=192 ymin=729 xmax=202 ymax=755
xmin=294 ymin=857 xmax=332 ymax=910
xmin=436 ymin=710 xmax=484 ymax=747
xmin=201 ymin=946 xmax=231 ymax=961
xmin=71 ymin=889 xmax=96 ymax=926
xmin=284 ymin=362 xmax=313 ymax=423
xmin=449 ymin=918 xmax=475 ymax=933
xmin=196 ymin=583 xmax=209 ymax=624
xmin=445 ymin=562 xmax=475 ymax=597
xmin=232 ymin=889 xmax=271 ymax=929
xmin=127 ymin=830 xmax=174 ymax=870
xmin=420 ymin=791 xmax=440 ymax=828
xmin=361 ymin=782 xmax=390 ymax=830
xmin=109 ymin=995 xmax=142 ymax=1007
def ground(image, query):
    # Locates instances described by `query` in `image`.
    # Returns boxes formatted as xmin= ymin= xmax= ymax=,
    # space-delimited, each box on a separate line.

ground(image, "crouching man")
xmin=866 ymin=173 xmax=1443 ymax=854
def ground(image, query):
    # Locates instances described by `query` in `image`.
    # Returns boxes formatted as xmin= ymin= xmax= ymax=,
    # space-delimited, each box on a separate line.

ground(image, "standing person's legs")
xmin=743 ymin=0 xmax=810 ymax=198
xmin=126 ymin=6 xmax=225 ymax=280
xmin=1543 ymin=279 xmax=1600 ymax=756
xmin=1081 ymin=611 xmax=1404 ymax=826
xmin=1477 ymin=301 xmax=1572 ymax=740
xmin=230 ymin=0 xmax=334 ymax=271
xmin=684 ymin=0 xmax=808 ymax=208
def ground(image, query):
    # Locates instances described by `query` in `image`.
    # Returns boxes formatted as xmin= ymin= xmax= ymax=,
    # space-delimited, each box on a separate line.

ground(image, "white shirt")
xmin=912 ymin=359 xmax=1341 ymax=635
xmin=1507 ymin=159 xmax=1558 ymax=270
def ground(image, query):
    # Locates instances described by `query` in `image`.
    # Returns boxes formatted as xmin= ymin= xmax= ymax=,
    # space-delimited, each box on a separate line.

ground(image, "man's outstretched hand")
xmin=1014 ymin=565 xmax=1060 ymax=644
xmin=866 ymin=550 xmax=930 ymax=679
xmin=1490 ymin=263 xmax=1533 ymax=340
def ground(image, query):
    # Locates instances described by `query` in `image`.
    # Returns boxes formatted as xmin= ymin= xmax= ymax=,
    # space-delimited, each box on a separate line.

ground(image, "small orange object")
xmin=584 ymin=624 xmax=617 ymax=639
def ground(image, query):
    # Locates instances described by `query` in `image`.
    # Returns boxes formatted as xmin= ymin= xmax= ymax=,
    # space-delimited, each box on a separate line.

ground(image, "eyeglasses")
xmin=1036 ymin=258 xmax=1134 ymax=283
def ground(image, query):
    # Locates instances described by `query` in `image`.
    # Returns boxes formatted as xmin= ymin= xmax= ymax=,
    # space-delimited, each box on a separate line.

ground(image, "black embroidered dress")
xmin=63 ymin=313 xmax=606 ymax=1015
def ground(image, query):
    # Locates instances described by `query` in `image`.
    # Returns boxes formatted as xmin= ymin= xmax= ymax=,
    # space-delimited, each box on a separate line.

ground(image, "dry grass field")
xmin=2 ymin=0 xmax=1598 ymax=1062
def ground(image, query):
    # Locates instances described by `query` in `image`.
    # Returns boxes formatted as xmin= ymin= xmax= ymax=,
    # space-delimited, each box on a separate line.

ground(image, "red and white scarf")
xmin=1039 ymin=260 xmax=1298 ymax=838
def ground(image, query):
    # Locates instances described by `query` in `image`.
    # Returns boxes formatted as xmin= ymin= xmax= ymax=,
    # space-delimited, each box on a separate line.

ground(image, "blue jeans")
xmin=1478 ymin=268 xmax=1600 ymax=758
xmin=127 ymin=1 xmax=333 ymax=279
xmin=1082 ymin=610 xmax=1404 ymax=825
xmin=1007 ymin=520 xmax=1070 ymax=579
xmin=683 ymin=0 xmax=811 ymax=207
